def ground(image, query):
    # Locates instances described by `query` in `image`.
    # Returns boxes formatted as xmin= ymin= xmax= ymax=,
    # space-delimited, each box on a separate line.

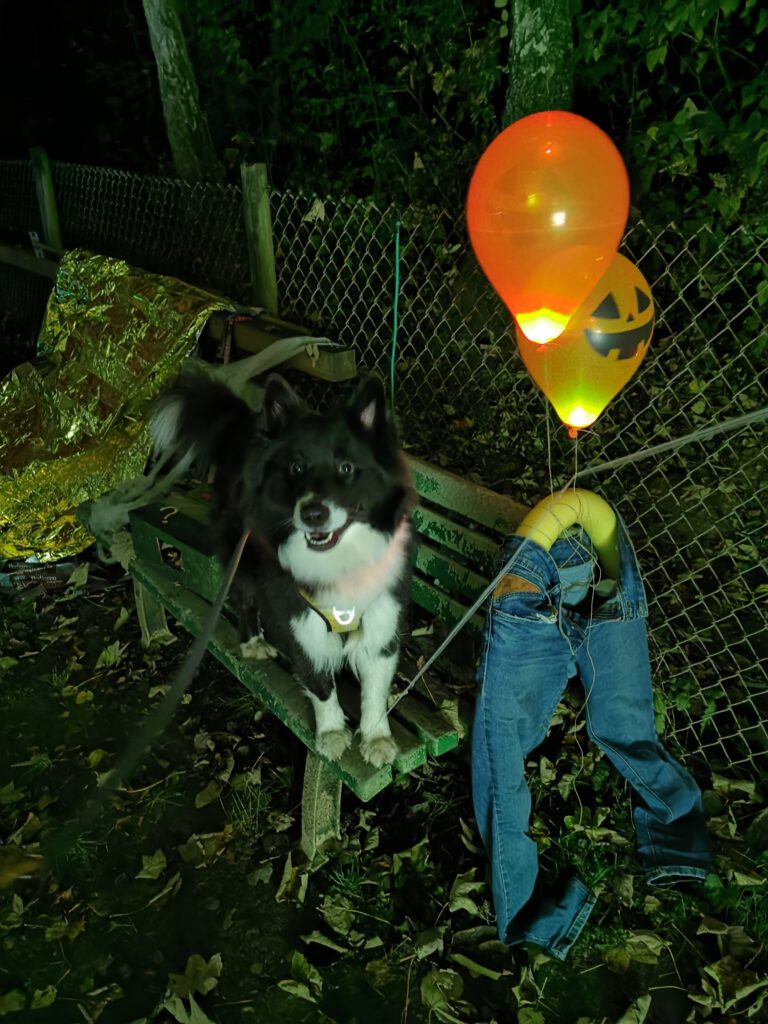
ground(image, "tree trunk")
xmin=503 ymin=0 xmax=573 ymax=128
xmin=142 ymin=0 xmax=223 ymax=182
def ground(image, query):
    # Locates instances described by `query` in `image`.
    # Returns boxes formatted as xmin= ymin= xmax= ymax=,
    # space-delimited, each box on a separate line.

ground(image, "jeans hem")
xmin=505 ymin=880 xmax=597 ymax=962
xmin=645 ymin=865 xmax=711 ymax=886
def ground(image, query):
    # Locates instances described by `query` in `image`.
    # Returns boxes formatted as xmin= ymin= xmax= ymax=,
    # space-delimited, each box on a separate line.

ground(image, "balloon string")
xmin=545 ymin=396 xmax=555 ymax=498
xmin=572 ymin=430 xmax=579 ymax=491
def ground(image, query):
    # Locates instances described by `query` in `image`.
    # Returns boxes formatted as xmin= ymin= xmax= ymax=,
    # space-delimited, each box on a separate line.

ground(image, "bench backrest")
xmin=407 ymin=455 xmax=527 ymax=638
xmin=131 ymin=456 xmax=528 ymax=635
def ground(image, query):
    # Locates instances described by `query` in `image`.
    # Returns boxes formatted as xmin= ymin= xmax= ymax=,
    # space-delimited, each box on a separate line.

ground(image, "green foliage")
xmin=572 ymin=0 xmax=768 ymax=224
xmin=183 ymin=0 xmax=505 ymax=205
xmin=178 ymin=0 xmax=765 ymax=223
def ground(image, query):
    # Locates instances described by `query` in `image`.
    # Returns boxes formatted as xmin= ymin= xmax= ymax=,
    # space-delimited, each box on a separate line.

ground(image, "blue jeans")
xmin=471 ymin=514 xmax=713 ymax=960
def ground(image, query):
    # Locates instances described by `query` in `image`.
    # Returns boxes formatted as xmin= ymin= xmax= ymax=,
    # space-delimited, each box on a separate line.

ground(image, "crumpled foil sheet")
xmin=0 ymin=249 xmax=232 ymax=561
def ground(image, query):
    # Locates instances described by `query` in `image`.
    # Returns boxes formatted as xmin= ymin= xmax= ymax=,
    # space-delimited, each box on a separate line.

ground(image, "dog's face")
xmin=245 ymin=375 xmax=411 ymax=584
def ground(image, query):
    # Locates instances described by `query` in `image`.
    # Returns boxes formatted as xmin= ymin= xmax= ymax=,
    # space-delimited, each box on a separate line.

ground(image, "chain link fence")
xmin=0 ymin=159 xmax=765 ymax=772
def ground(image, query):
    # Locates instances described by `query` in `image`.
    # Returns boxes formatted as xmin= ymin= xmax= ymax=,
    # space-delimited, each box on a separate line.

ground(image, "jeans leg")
xmin=472 ymin=609 xmax=576 ymax=947
xmin=579 ymin=617 xmax=713 ymax=880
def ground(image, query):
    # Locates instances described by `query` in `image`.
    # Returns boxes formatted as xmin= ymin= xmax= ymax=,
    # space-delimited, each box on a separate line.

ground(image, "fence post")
xmin=240 ymin=162 xmax=279 ymax=315
xmin=29 ymin=147 xmax=63 ymax=251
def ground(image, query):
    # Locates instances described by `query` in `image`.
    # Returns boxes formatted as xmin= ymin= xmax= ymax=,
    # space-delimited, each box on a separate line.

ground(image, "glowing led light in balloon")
xmin=466 ymin=111 xmax=630 ymax=343
xmin=515 ymin=254 xmax=655 ymax=431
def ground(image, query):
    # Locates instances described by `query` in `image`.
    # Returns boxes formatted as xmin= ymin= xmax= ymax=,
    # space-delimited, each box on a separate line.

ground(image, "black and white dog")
xmin=152 ymin=370 xmax=414 ymax=768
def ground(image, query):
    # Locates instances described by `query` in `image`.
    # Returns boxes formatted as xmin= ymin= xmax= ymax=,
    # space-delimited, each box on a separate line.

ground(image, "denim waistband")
xmin=497 ymin=505 xmax=648 ymax=620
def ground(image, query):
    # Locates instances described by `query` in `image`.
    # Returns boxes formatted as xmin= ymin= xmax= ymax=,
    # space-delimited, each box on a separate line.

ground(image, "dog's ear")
xmin=347 ymin=375 xmax=389 ymax=432
xmin=264 ymin=374 xmax=303 ymax=436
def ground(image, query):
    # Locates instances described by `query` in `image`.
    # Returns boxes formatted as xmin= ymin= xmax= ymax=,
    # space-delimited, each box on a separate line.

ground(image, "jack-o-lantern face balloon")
xmin=515 ymin=254 xmax=655 ymax=431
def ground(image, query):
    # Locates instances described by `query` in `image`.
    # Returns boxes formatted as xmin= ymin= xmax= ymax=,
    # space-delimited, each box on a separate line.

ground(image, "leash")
xmin=44 ymin=530 xmax=251 ymax=864
xmin=385 ymin=470 xmax=585 ymax=718
xmin=386 ymin=541 xmax=537 ymax=717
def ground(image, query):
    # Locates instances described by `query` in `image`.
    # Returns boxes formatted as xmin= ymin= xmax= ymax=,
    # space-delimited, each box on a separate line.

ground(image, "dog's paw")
xmin=316 ymin=728 xmax=353 ymax=762
xmin=240 ymin=635 xmax=278 ymax=661
xmin=360 ymin=735 xmax=398 ymax=768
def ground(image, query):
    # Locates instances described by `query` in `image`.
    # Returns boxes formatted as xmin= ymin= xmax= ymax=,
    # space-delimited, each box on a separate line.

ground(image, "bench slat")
xmin=391 ymin=695 xmax=459 ymax=756
xmin=410 ymin=575 xmax=484 ymax=636
xmin=407 ymin=455 xmax=527 ymax=535
xmin=412 ymin=505 xmax=500 ymax=574
xmin=414 ymin=676 xmax=474 ymax=738
xmin=414 ymin=539 xmax=490 ymax=603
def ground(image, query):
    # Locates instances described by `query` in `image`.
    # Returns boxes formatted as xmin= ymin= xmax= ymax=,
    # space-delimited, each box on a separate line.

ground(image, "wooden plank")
xmin=0 ymin=241 xmax=58 ymax=278
xmin=414 ymin=676 xmax=474 ymax=738
xmin=131 ymin=559 xmax=395 ymax=801
xmin=30 ymin=146 xmax=62 ymax=249
xmin=410 ymin=575 xmax=485 ymax=637
xmin=389 ymin=719 xmax=428 ymax=775
xmin=130 ymin=503 xmax=214 ymax=557
xmin=408 ymin=455 xmax=528 ymax=534
xmin=241 ymin=162 xmax=279 ymax=314
xmin=204 ymin=311 xmax=357 ymax=382
xmin=413 ymin=507 xmax=499 ymax=576
xmin=391 ymin=695 xmax=459 ymax=756
xmin=414 ymin=540 xmax=489 ymax=603
xmin=130 ymin=507 xmax=221 ymax=603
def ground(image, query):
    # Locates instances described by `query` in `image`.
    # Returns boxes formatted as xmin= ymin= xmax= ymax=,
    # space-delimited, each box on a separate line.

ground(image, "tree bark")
xmin=503 ymin=0 xmax=573 ymax=128
xmin=142 ymin=0 xmax=223 ymax=181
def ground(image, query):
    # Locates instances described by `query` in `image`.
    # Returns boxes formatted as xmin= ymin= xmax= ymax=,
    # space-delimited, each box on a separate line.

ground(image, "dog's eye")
xmin=288 ymin=460 xmax=304 ymax=478
xmin=338 ymin=461 xmax=355 ymax=477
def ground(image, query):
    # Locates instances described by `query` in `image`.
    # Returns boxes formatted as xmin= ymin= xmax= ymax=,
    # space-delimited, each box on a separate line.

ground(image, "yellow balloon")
xmin=515 ymin=254 xmax=654 ymax=430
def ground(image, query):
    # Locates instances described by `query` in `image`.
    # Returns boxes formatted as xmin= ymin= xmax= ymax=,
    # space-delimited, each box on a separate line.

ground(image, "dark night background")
xmin=2 ymin=4 xmax=167 ymax=172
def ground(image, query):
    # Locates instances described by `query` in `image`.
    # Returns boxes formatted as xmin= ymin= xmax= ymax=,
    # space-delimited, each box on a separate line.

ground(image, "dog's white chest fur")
xmin=286 ymin=517 xmax=411 ymax=673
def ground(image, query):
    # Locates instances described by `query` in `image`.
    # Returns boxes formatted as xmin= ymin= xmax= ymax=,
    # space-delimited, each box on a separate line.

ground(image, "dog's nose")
xmin=300 ymin=501 xmax=329 ymax=528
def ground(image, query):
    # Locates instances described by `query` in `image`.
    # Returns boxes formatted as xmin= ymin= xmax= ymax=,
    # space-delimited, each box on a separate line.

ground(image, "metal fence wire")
xmin=0 ymin=160 xmax=766 ymax=773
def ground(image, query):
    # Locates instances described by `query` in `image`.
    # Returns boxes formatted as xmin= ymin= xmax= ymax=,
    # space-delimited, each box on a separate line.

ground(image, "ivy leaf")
xmin=275 ymin=853 xmax=308 ymax=905
xmin=0 ymin=989 xmax=26 ymax=1015
xmin=0 ymin=783 xmax=25 ymax=806
xmin=615 ymin=994 xmax=652 ymax=1024
xmin=95 ymin=640 xmax=126 ymax=670
xmin=136 ymin=849 xmax=167 ymax=880
xmin=161 ymin=992 xmax=217 ymax=1024
xmin=290 ymin=951 xmax=322 ymax=996
xmin=67 ymin=563 xmax=89 ymax=588
xmin=277 ymin=980 xmax=315 ymax=1003
xmin=420 ymin=968 xmax=464 ymax=1021
xmin=448 ymin=869 xmax=485 ymax=916
xmin=300 ymin=930 xmax=348 ymax=954
xmin=517 ymin=1009 xmax=546 ymax=1024
xmin=30 ymin=986 xmax=57 ymax=1010
xmin=414 ymin=926 xmax=446 ymax=959
xmin=319 ymin=894 xmax=355 ymax=936
xmin=168 ymin=953 xmax=222 ymax=999
xmin=194 ymin=780 xmax=223 ymax=809
xmin=646 ymin=44 xmax=667 ymax=70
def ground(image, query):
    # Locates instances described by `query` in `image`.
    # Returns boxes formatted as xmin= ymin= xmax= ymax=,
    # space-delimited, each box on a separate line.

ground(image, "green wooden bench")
xmin=128 ymin=455 xmax=528 ymax=861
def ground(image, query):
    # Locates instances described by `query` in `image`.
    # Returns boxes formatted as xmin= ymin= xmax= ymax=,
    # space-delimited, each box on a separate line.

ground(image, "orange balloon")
xmin=467 ymin=111 xmax=630 ymax=343
xmin=515 ymin=254 xmax=654 ymax=430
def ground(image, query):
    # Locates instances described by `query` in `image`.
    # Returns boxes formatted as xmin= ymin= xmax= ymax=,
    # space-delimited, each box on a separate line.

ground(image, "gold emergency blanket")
xmin=0 ymin=249 xmax=232 ymax=561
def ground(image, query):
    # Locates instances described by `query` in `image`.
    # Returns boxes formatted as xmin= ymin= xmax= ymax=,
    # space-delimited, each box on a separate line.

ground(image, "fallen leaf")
xmin=0 ymin=846 xmax=45 ymax=888
xmin=448 ymin=869 xmax=485 ymax=916
xmin=30 ymin=986 xmax=57 ymax=1010
xmin=136 ymin=849 xmax=167 ymax=880
xmin=194 ymin=780 xmax=223 ymax=809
